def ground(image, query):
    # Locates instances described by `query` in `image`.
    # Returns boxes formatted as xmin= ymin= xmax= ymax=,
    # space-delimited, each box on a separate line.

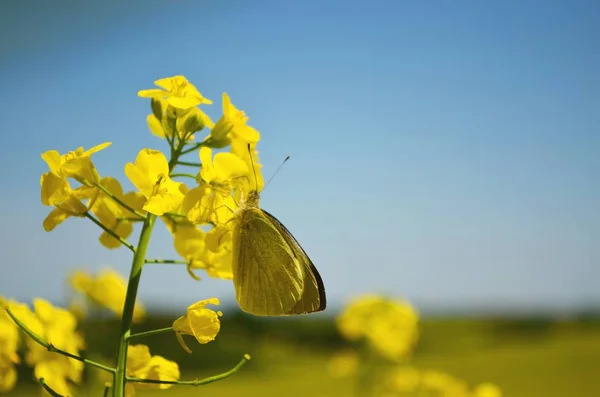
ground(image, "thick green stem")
xmin=112 ymin=213 xmax=156 ymax=397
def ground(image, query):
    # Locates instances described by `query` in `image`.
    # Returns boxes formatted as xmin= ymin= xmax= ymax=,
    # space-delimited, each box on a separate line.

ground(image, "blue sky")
xmin=1 ymin=0 xmax=598 ymax=315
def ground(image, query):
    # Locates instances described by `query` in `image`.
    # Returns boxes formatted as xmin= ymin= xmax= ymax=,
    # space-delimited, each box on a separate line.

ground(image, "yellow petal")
xmin=213 ymin=152 xmax=248 ymax=181
xmin=146 ymin=114 xmax=165 ymax=138
xmin=41 ymin=150 xmax=62 ymax=175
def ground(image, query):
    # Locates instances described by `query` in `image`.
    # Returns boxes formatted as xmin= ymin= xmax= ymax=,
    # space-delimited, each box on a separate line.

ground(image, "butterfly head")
xmin=244 ymin=190 xmax=260 ymax=208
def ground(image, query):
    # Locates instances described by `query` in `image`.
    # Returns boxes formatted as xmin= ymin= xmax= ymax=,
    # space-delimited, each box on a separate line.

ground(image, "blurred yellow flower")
xmin=327 ymin=350 xmax=358 ymax=379
xmin=384 ymin=366 xmax=498 ymax=397
xmin=125 ymin=149 xmax=186 ymax=216
xmin=336 ymin=295 xmax=419 ymax=361
xmin=173 ymin=298 xmax=221 ymax=353
xmin=473 ymin=382 xmax=503 ymax=397
xmin=14 ymin=299 xmax=85 ymax=397
xmin=0 ymin=297 xmax=20 ymax=393
xmin=125 ymin=345 xmax=180 ymax=397
xmin=69 ymin=268 xmax=145 ymax=322
xmin=0 ymin=360 xmax=17 ymax=393
xmin=138 ymin=75 xmax=212 ymax=110
xmin=386 ymin=365 xmax=420 ymax=392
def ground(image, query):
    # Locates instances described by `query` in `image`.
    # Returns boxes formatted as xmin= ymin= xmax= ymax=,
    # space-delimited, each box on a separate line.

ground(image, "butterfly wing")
xmin=232 ymin=207 xmax=304 ymax=316
xmin=262 ymin=210 xmax=326 ymax=314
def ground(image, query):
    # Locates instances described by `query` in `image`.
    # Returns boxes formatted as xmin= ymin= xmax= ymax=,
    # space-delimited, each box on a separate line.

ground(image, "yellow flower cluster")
xmin=384 ymin=366 xmax=502 ymax=397
xmin=69 ymin=268 xmax=146 ymax=322
xmin=1 ymin=297 xmax=84 ymax=395
xmin=28 ymin=75 xmax=259 ymax=396
xmin=40 ymin=75 xmax=264 ymax=282
xmin=337 ymin=295 xmax=419 ymax=361
xmin=330 ymin=295 xmax=502 ymax=397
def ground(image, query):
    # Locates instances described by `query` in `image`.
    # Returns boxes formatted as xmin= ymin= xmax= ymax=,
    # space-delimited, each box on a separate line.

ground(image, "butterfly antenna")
xmin=264 ymin=155 xmax=290 ymax=191
xmin=246 ymin=143 xmax=290 ymax=193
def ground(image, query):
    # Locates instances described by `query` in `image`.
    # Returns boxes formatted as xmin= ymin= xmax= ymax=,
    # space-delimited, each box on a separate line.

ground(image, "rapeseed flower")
xmin=125 ymin=149 xmax=186 ymax=216
xmin=138 ymin=75 xmax=212 ymax=110
xmin=173 ymin=298 xmax=221 ymax=353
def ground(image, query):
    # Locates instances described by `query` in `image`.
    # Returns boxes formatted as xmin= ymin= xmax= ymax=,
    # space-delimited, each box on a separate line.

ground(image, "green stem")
xmin=84 ymin=213 xmax=135 ymax=252
xmin=127 ymin=327 xmax=174 ymax=341
xmin=127 ymin=355 xmax=250 ymax=387
xmin=39 ymin=378 xmax=65 ymax=397
xmin=95 ymin=183 xmax=147 ymax=220
xmin=170 ymin=173 xmax=197 ymax=179
xmin=176 ymin=161 xmax=202 ymax=167
xmin=117 ymin=217 xmax=144 ymax=222
xmin=5 ymin=307 xmax=115 ymax=374
xmin=113 ymin=213 xmax=157 ymax=397
xmin=145 ymin=259 xmax=188 ymax=265
xmin=180 ymin=140 xmax=207 ymax=155
xmin=163 ymin=212 xmax=187 ymax=218
xmin=112 ymin=131 xmax=186 ymax=397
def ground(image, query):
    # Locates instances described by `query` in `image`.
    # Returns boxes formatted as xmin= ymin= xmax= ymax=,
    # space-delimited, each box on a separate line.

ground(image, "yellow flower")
xmin=199 ymin=147 xmax=248 ymax=188
xmin=69 ymin=269 xmax=145 ymax=322
xmin=41 ymin=142 xmax=111 ymax=186
xmin=0 ymin=297 xmax=20 ymax=393
xmin=208 ymin=93 xmax=260 ymax=148
xmin=183 ymin=147 xmax=247 ymax=225
xmin=125 ymin=149 xmax=186 ymax=216
xmin=336 ymin=295 xmax=419 ymax=361
xmin=0 ymin=360 xmax=17 ymax=393
xmin=473 ymin=382 xmax=503 ymax=397
xmin=125 ymin=345 xmax=180 ymax=397
xmin=173 ymin=298 xmax=221 ymax=353
xmin=420 ymin=370 xmax=470 ymax=396
xmin=14 ymin=299 xmax=84 ymax=396
xmin=40 ymin=173 xmax=98 ymax=231
xmin=231 ymin=139 xmax=264 ymax=196
xmin=327 ymin=350 xmax=358 ymax=379
xmin=172 ymin=224 xmax=233 ymax=280
xmin=385 ymin=366 xmax=421 ymax=392
xmin=138 ymin=75 xmax=212 ymax=110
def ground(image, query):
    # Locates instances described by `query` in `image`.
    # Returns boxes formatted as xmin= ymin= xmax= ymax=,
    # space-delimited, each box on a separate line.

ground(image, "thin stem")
xmin=103 ymin=385 xmax=111 ymax=397
xmin=170 ymin=173 xmax=197 ymax=179
xmin=5 ymin=307 xmax=116 ymax=374
xmin=117 ymin=217 xmax=144 ymax=222
xmin=127 ymin=327 xmax=174 ymax=341
xmin=95 ymin=183 xmax=147 ymax=220
xmin=180 ymin=140 xmax=207 ymax=155
xmin=145 ymin=259 xmax=188 ymax=265
xmin=84 ymin=213 xmax=135 ymax=252
xmin=113 ymin=213 xmax=157 ymax=397
xmin=127 ymin=355 xmax=250 ymax=387
xmin=176 ymin=161 xmax=202 ymax=167
xmin=163 ymin=212 xmax=187 ymax=218
xmin=39 ymin=378 xmax=65 ymax=397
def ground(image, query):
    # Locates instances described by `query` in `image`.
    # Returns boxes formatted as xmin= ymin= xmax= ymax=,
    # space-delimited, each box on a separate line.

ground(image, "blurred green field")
xmin=8 ymin=314 xmax=600 ymax=397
